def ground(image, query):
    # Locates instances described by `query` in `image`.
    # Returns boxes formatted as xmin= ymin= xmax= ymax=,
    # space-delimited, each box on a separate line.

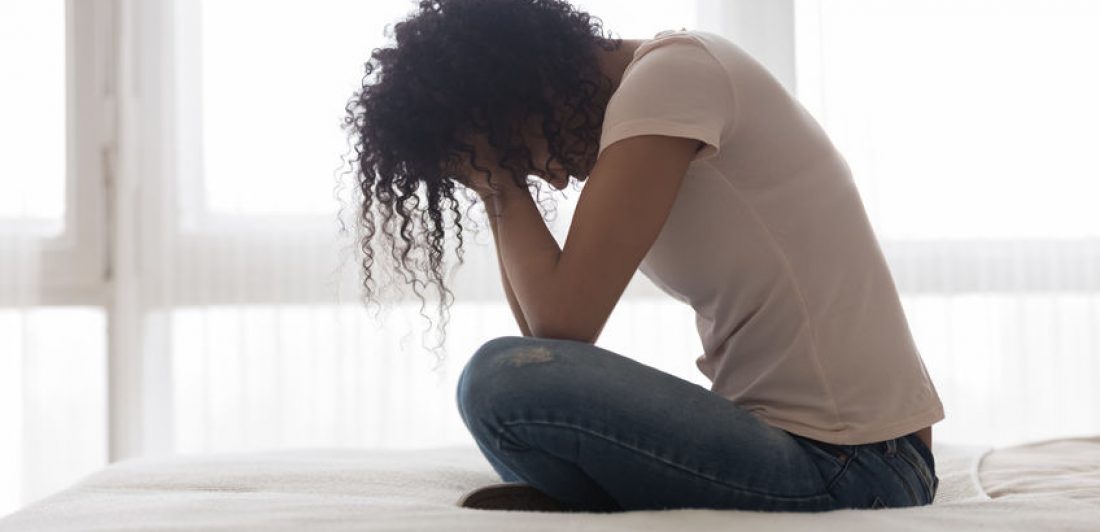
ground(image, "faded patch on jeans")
xmin=504 ymin=346 xmax=554 ymax=367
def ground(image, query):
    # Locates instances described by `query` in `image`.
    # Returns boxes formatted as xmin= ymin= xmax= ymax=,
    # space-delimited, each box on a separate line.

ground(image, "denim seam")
xmin=895 ymin=444 xmax=933 ymax=503
xmin=903 ymin=434 xmax=938 ymax=480
xmin=793 ymin=437 xmax=859 ymax=491
xmin=500 ymin=419 xmax=833 ymax=502
xmin=880 ymin=451 xmax=920 ymax=505
xmin=898 ymin=437 xmax=935 ymax=483
xmin=822 ymin=447 xmax=859 ymax=491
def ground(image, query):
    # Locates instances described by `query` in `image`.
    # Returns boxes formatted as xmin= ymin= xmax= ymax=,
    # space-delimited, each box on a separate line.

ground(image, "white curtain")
xmin=3 ymin=0 xmax=1099 ymax=519
xmin=2 ymin=0 xmax=110 ymax=516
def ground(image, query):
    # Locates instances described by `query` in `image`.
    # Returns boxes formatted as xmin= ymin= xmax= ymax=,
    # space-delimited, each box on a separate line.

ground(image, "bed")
xmin=2 ymin=436 xmax=1098 ymax=531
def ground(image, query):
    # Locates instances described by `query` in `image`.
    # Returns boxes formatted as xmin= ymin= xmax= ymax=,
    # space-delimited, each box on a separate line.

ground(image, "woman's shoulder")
xmin=635 ymin=28 xmax=752 ymax=66
xmin=624 ymin=28 xmax=728 ymax=80
xmin=636 ymin=28 xmax=708 ymax=56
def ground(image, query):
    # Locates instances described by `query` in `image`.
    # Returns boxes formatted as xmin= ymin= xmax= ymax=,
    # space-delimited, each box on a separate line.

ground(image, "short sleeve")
xmin=597 ymin=36 xmax=735 ymax=163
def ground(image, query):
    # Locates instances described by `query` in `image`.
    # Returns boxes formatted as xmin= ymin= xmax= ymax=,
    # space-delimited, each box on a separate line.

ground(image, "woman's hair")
xmin=340 ymin=0 xmax=620 ymax=362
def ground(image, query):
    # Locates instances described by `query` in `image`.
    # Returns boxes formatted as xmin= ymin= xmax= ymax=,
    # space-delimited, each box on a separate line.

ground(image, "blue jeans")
xmin=455 ymin=336 xmax=939 ymax=512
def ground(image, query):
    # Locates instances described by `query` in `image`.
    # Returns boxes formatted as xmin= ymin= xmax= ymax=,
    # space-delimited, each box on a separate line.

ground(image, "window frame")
xmin=0 ymin=0 xmax=111 ymax=307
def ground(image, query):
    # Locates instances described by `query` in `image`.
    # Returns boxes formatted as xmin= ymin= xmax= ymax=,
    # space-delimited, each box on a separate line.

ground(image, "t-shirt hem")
xmin=761 ymin=402 xmax=946 ymax=446
xmin=598 ymin=119 xmax=721 ymax=162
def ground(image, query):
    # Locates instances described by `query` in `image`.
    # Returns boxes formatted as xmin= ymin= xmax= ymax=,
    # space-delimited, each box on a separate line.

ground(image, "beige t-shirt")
xmin=597 ymin=29 xmax=945 ymax=445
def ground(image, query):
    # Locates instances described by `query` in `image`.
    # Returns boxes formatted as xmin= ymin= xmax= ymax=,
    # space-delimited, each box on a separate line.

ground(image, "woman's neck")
xmin=595 ymin=38 xmax=646 ymax=96
xmin=569 ymin=37 xmax=645 ymax=175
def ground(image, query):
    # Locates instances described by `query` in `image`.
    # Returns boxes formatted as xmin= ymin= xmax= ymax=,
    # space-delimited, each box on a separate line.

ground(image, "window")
xmin=0 ymin=0 xmax=110 ymax=515
xmin=0 ymin=0 xmax=66 ymax=233
xmin=795 ymin=0 xmax=1100 ymax=240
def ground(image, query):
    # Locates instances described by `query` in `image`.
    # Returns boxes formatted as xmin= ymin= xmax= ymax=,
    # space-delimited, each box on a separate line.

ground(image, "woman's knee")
xmin=456 ymin=336 xmax=537 ymax=416
xmin=463 ymin=336 xmax=533 ymax=381
xmin=455 ymin=336 xmax=567 ymax=415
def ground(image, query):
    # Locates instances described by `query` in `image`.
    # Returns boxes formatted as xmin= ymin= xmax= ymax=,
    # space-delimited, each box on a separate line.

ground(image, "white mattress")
xmin=2 ymin=437 xmax=1099 ymax=531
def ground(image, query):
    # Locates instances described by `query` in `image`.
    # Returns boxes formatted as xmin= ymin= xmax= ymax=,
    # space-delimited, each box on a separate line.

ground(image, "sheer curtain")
xmin=3 ymin=0 xmax=1099 ymax=519
xmin=2 ymin=0 xmax=110 ymax=517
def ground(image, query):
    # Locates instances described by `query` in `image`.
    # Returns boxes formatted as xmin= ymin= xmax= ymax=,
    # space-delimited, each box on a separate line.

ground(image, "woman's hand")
xmin=449 ymin=130 xmax=537 ymax=201
xmin=454 ymin=171 xmax=512 ymax=200
xmin=453 ymin=163 xmax=533 ymax=203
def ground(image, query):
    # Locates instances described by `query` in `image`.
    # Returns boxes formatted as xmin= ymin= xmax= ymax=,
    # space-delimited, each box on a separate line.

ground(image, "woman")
xmin=344 ymin=0 xmax=944 ymax=513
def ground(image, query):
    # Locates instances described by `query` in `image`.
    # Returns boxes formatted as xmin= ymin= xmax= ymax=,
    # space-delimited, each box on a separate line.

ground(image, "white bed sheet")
xmin=1 ymin=438 xmax=1098 ymax=531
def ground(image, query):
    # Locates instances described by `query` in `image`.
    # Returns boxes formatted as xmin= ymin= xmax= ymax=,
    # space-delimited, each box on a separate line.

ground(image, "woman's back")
xmin=596 ymin=29 xmax=944 ymax=446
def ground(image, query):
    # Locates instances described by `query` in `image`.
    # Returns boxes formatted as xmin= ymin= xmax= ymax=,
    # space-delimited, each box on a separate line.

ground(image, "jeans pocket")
xmin=792 ymin=435 xmax=859 ymax=491
xmin=804 ymin=438 xmax=857 ymax=465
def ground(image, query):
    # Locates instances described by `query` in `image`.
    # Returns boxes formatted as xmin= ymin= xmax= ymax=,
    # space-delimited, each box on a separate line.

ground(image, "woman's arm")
xmin=489 ymin=135 xmax=698 ymax=342
xmin=454 ymin=135 xmax=696 ymax=342
xmin=483 ymin=198 xmax=534 ymax=337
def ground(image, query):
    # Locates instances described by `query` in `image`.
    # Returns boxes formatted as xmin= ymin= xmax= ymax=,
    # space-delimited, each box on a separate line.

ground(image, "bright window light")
xmin=198 ymin=0 xmax=412 ymax=215
xmin=0 ymin=0 xmax=66 ymax=231
xmin=795 ymin=0 xmax=1100 ymax=240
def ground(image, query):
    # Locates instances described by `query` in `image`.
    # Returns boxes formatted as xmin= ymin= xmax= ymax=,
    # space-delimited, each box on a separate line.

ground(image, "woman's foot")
xmin=456 ymin=482 xmax=599 ymax=512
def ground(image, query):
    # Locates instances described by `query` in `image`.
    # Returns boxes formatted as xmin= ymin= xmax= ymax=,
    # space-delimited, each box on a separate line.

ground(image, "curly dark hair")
xmin=340 ymin=0 xmax=622 ymax=364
